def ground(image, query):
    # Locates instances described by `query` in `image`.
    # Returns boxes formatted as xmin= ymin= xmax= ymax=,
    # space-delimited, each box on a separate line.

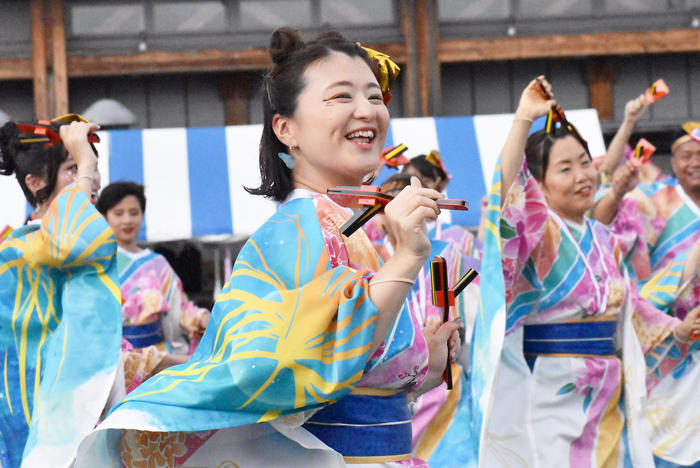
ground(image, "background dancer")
xmin=97 ymin=181 xmax=210 ymax=356
xmin=480 ymin=77 xmax=700 ymax=467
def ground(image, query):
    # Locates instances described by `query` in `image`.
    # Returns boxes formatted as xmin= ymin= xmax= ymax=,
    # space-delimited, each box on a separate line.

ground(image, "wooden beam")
xmin=415 ymin=0 xmax=432 ymax=116
xmin=429 ymin=0 xmax=440 ymax=116
xmin=49 ymin=0 xmax=68 ymax=116
xmin=67 ymin=43 xmax=408 ymax=78
xmin=0 ymin=58 xmax=33 ymax=80
xmin=438 ymin=28 xmax=700 ymax=63
xmin=399 ymin=0 xmax=416 ymax=117
xmin=220 ymin=73 xmax=255 ymax=126
xmin=31 ymin=0 xmax=49 ymax=120
xmin=584 ymin=60 xmax=617 ymax=120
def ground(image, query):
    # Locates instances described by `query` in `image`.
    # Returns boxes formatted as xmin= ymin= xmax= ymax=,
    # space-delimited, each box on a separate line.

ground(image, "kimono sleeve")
xmin=12 ymin=184 xmax=117 ymax=271
xmin=105 ymin=197 xmax=380 ymax=431
xmin=628 ymin=286 xmax=697 ymax=390
xmin=500 ymin=161 xmax=549 ymax=304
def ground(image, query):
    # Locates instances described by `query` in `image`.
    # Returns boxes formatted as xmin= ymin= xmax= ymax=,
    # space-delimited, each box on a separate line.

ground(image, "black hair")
xmin=96 ymin=181 xmax=146 ymax=215
xmin=381 ymin=172 xmax=424 ymax=194
xmin=403 ymin=155 xmax=447 ymax=183
xmin=245 ymin=27 xmax=378 ymax=203
xmin=0 ymin=121 xmax=68 ymax=206
xmin=525 ymin=127 xmax=589 ymax=182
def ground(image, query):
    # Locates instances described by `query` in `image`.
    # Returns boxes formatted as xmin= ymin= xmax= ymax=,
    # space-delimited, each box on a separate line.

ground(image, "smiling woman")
xmin=96 ymin=181 xmax=211 ymax=356
xmin=77 ymin=28 xmax=459 ymax=468
xmin=479 ymin=77 xmax=700 ymax=467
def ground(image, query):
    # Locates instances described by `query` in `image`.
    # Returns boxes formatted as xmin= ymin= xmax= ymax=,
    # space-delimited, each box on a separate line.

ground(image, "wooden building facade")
xmin=1 ymin=0 xmax=699 ymax=143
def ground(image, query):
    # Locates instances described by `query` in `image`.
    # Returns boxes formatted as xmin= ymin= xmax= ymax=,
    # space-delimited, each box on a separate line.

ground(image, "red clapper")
xmin=380 ymin=144 xmax=411 ymax=168
xmin=645 ymin=79 xmax=669 ymax=104
xmin=430 ymin=255 xmax=479 ymax=390
xmin=327 ymin=185 xmax=469 ymax=237
xmin=15 ymin=114 xmax=101 ymax=156
xmin=631 ymin=138 xmax=656 ymax=167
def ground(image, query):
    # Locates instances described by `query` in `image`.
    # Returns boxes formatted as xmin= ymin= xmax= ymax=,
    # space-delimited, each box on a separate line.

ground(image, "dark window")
xmin=154 ymin=2 xmax=228 ymax=33
xmin=70 ymin=4 xmax=146 ymax=36
xmin=320 ymin=0 xmax=396 ymax=26
xmin=438 ymin=0 xmax=510 ymax=21
xmin=238 ymin=0 xmax=313 ymax=31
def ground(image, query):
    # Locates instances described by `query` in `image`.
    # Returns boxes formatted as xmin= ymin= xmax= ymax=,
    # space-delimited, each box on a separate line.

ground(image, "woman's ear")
xmin=272 ymin=114 xmax=298 ymax=149
xmin=25 ymin=173 xmax=47 ymax=199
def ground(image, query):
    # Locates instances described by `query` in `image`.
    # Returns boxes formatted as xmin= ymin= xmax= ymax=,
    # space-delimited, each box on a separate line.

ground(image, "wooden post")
xmin=49 ymin=0 xmax=69 ymax=116
xmin=415 ymin=0 xmax=430 ymax=116
xmin=221 ymin=73 xmax=255 ymax=126
xmin=415 ymin=0 xmax=439 ymax=116
xmin=584 ymin=60 xmax=617 ymax=121
xmin=429 ymin=0 xmax=440 ymax=116
xmin=31 ymin=0 xmax=50 ymax=120
xmin=399 ymin=0 xmax=416 ymax=117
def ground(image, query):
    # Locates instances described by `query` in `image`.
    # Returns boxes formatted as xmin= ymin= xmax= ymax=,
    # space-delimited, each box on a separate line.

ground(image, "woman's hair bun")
xmin=0 ymin=122 xmax=18 ymax=176
xmin=269 ymin=27 xmax=303 ymax=65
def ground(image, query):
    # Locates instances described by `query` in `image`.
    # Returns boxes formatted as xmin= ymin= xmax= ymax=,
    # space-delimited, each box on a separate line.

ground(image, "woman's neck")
xmin=292 ymin=163 xmax=364 ymax=195
xmin=119 ymin=241 xmax=142 ymax=253
xmin=554 ymin=209 xmax=585 ymax=225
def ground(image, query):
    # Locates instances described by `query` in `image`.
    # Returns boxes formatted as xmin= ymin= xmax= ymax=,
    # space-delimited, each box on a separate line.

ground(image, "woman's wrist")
xmin=609 ymin=187 xmax=625 ymax=205
xmin=77 ymin=161 xmax=97 ymax=177
xmin=673 ymin=326 xmax=692 ymax=343
xmin=389 ymin=248 xmax=428 ymax=278
xmin=514 ymin=109 xmax=537 ymax=122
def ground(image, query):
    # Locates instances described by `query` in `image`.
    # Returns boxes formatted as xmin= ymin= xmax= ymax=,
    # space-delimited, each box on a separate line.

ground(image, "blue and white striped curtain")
xmin=0 ymin=110 xmax=605 ymax=241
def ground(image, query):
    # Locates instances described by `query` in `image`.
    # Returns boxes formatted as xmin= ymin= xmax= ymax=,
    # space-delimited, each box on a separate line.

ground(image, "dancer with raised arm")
xmin=479 ymin=77 xmax=700 ymax=467
xmin=0 ymin=116 xmax=187 ymax=468
xmin=594 ymin=123 xmax=700 ymax=467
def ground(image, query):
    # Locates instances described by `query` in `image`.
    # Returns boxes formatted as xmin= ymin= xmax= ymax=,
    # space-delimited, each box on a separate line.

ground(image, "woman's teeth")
xmin=346 ymin=130 xmax=374 ymax=142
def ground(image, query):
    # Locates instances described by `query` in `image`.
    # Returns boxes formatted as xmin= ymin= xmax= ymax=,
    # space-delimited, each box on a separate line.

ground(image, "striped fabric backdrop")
xmin=0 ymin=110 xmax=605 ymax=241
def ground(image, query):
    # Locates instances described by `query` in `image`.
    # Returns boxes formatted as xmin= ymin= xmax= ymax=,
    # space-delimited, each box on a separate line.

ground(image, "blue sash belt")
xmin=524 ymin=319 xmax=617 ymax=371
xmin=303 ymin=392 xmax=412 ymax=463
xmin=122 ymin=320 xmax=164 ymax=348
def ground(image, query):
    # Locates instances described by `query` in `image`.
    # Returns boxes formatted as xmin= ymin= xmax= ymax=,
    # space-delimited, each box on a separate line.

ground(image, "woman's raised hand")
xmin=383 ymin=176 xmax=444 ymax=263
xmin=59 ymin=121 xmax=99 ymax=171
xmin=515 ymin=76 xmax=557 ymax=122
xmin=610 ymin=160 xmax=639 ymax=202
xmin=624 ymin=94 xmax=649 ymax=125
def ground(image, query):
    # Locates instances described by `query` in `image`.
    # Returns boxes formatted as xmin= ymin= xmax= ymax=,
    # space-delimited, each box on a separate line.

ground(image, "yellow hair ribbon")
xmin=51 ymin=114 xmax=90 ymax=124
xmin=358 ymin=44 xmax=401 ymax=99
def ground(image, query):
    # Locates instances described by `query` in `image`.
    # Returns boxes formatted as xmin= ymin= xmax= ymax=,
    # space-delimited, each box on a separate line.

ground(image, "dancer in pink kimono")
xmin=480 ymin=77 xmax=700 ymax=468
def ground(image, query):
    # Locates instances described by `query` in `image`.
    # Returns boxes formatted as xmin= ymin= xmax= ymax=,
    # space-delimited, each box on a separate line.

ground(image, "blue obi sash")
xmin=303 ymin=389 xmax=412 ymax=464
xmin=523 ymin=318 xmax=617 ymax=371
xmin=122 ymin=320 xmax=164 ymax=348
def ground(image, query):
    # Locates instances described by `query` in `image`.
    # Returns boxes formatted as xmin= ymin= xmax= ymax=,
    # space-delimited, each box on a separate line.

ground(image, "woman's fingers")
xmin=59 ymin=121 xmax=99 ymax=167
xmin=383 ymin=178 xmax=447 ymax=259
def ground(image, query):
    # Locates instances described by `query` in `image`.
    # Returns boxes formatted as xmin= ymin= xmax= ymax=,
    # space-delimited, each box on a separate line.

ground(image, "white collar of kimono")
xmin=117 ymin=245 xmax=152 ymax=260
xmin=28 ymin=218 xmax=41 ymax=226
xmin=563 ymin=217 xmax=586 ymax=234
xmin=675 ymin=184 xmax=700 ymax=219
xmin=549 ymin=210 xmax=610 ymax=316
xmin=280 ymin=188 xmax=353 ymax=215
